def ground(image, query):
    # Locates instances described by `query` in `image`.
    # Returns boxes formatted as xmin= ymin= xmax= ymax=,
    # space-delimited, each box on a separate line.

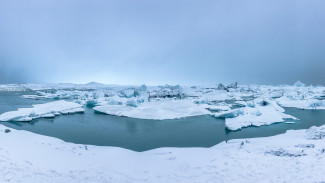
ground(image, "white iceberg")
xmin=94 ymin=99 xmax=211 ymax=120
xmin=149 ymin=85 xmax=186 ymax=99
xmin=277 ymin=96 xmax=325 ymax=110
xmin=0 ymin=101 xmax=84 ymax=122
xmin=294 ymin=80 xmax=305 ymax=87
xmin=216 ymin=98 xmax=297 ymax=130
xmin=121 ymin=89 xmax=135 ymax=98
xmin=0 ymin=84 xmax=31 ymax=92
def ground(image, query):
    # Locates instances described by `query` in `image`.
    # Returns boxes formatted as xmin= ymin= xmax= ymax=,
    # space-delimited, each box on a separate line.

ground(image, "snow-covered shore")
xmin=0 ymin=124 xmax=324 ymax=183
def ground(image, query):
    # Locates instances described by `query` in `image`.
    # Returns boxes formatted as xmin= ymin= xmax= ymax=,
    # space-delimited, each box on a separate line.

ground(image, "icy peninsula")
xmin=0 ymin=81 xmax=325 ymax=182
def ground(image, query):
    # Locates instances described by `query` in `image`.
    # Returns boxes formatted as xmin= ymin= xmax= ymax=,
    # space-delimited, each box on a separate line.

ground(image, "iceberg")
xmin=215 ymin=98 xmax=296 ymax=130
xmin=0 ymin=101 xmax=84 ymax=122
xmin=294 ymin=80 xmax=305 ymax=87
xmin=94 ymin=99 xmax=211 ymax=120
xmin=121 ymin=89 xmax=135 ymax=98
xmin=0 ymin=84 xmax=32 ymax=92
xmin=277 ymin=96 xmax=325 ymax=110
xmin=94 ymin=105 xmax=133 ymax=116
xmin=227 ymin=82 xmax=238 ymax=89
xmin=149 ymin=85 xmax=186 ymax=99
xmin=217 ymin=83 xmax=228 ymax=91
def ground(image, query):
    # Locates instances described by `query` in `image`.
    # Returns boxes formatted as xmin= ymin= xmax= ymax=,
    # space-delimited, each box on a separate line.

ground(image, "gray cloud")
xmin=0 ymin=0 xmax=324 ymax=85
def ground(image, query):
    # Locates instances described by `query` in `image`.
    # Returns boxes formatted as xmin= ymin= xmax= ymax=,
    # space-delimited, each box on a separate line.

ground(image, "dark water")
xmin=1 ymin=92 xmax=325 ymax=151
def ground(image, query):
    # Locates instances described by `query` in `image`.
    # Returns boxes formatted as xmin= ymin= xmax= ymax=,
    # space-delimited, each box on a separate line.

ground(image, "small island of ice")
xmin=0 ymin=100 xmax=84 ymax=122
xmin=94 ymin=99 xmax=211 ymax=120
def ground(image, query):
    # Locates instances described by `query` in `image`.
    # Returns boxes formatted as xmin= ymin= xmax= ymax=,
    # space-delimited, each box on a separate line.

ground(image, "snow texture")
xmin=0 ymin=124 xmax=325 ymax=183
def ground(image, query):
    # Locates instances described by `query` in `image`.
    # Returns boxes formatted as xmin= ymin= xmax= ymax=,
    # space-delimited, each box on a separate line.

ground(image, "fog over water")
xmin=0 ymin=0 xmax=325 ymax=85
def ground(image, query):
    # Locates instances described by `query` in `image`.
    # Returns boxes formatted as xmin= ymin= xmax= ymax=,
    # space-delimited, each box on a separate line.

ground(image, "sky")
xmin=0 ymin=0 xmax=325 ymax=85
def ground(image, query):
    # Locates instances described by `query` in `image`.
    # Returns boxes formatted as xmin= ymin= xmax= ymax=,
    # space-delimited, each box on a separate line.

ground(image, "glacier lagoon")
xmin=1 ymin=91 xmax=325 ymax=151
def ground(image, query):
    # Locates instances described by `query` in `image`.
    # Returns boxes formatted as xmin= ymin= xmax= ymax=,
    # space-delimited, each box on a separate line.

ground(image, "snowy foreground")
xmin=1 ymin=124 xmax=325 ymax=182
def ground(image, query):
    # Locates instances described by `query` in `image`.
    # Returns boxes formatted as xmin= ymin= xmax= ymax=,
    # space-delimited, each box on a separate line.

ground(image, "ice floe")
xmin=94 ymin=99 xmax=211 ymax=120
xmin=277 ymin=97 xmax=325 ymax=110
xmin=0 ymin=101 xmax=84 ymax=122
xmin=0 ymin=84 xmax=32 ymax=92
xmin=215 ymin=98 xmax=297 ymax=130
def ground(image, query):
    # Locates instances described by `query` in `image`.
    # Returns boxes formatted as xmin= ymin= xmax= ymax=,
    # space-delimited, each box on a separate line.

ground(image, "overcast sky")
xmin=0 ymin=0 xmax=324 ymax=85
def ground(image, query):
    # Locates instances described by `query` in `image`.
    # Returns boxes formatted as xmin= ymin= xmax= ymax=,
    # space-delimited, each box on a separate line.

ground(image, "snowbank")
xmin=94 ymin=99 xmax=211 ymax=120
xmin=0 ymin=101 xmax=84 ymax=122
xmin=0 ymin=124 xmax=325 ymax=182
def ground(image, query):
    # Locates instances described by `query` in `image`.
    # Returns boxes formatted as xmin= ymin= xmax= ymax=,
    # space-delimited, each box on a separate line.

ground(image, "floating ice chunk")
xmin=285 ymin=122 xmax=295 ymax=124
xmin=94 ymin=99 xmax=211 ymax=120
xmin=93 ymin=105 xmax=134 ymax=116
xmin=122 ymin=89 xmax=135 ymax=98
xmin=217 ymin=83 xmax=228 ymax=91
xmin=150 ymin=85 xmax=186 ymax=99
xmin=108 ymin=99 xmax=122 ymax=105
xmin=126 ymin=99 xmax=138 ymax=107
xmin=134 ymin=84 xmax=147 ymax=96
xmin=197 ymin=99 xmax=211 ymax=105
xmin=268 ymin=90 xmax=283 ymax=98
xmin=308 ymin=100 xmax=325 ymax=109
xmin=205 ymin=105 xmax=231 ymax=112
xmin=294 ymin=80 xmax=305 ymax=87
xmin=23 ymin=90 xmax=74 ymax=100
xmin=0 ymin=101 xmax=84 ymax=122
xmin=277 ymin=97 xmax=325 ymax=110
xmin=246 ymin=101 xmax=255 ymax=107
xmin=215 ymin=108 xmax=244 ymax=118
xmin=0 ymin=84 xmax=32 ymax=92
xmin=227 ymin=82 xmax=238 ymax=89
xmin=216 ymin=98 xmax=297 ymax=131
xmin=235 ymin=101 xmax=247 ymax=106
xmin=225 ymin=108 xmax=295 ymax=131
xmin=104 ymin=95 xmax=124 ymax=105
xmin=134 ymin=85 xmax=149 ymax=103
xmin=22 ymin=95 xmax=45 ymax=99
xmin=60 ymin=107 xmax=84 ymax=114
